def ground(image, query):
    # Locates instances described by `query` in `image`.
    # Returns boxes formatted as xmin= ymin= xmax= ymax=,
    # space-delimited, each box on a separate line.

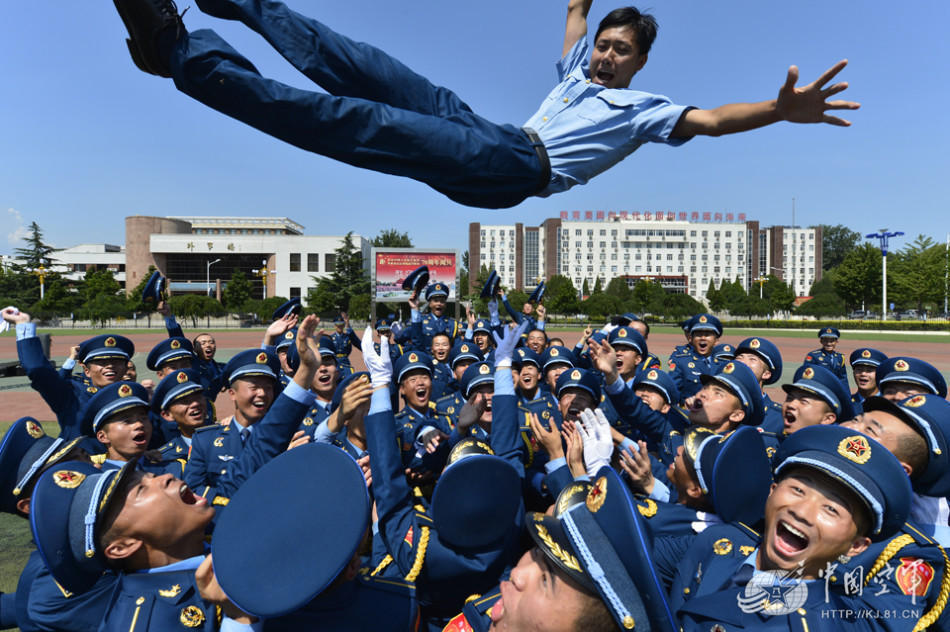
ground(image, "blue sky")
xmin=2 ymin=1 xmax=948 ymax=256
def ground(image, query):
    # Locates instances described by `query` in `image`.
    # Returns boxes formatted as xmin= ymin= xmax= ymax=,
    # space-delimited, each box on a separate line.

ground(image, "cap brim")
xmin=526 ymin=512 xmax=595 ymax=592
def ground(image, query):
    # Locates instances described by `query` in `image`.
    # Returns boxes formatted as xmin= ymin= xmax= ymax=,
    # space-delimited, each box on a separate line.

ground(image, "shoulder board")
xmin=428 ymin=401 xmax=437 ymax=410
xmin=194 ymin=424 xmax=222 ymax=434
xmin=434 ymin=393 xmax=454 ymax=406
xmin=357 ymin=573 xmax=416 ymax=596
xmin=903 ymin=522 xmax=939 ymax=546
xmin=734 ymin=521 xmax=761 ymax=538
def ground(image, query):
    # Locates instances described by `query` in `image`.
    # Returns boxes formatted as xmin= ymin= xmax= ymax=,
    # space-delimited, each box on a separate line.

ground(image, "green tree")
xmin=222 ymin=270 xmax=253 ymax=312
xmin=81 ymin=269 xmax=123 ymax=304
xmin=720 ymin=278 xmax=747 ymax=315
xmin=168 ymin=294 xmax=225 ymax=328
xmin=545 ymin=275 xmax=579 ymax=315
xmin=582 ymin=279 xmax=590 ymax=297
xmin=592 ymin=277 xmax=603 ymax=294
xmin=832 ymin=243 xmax=882 ymax=310
xmin=31 ymin=278 xmax=80 ymax=321
xmin=313 ymin=231 xmax=370 ymax=313
xmin=705 ymin=279 xmax=724 ymax=311
xmin=371 ymin=229 xmax=413 ymax=248
xmin=458 ymin=250 xmax=470 ymax=301
xmin=630 ymin=280 xmax=666 ymax=315
xmin=796 ymin=277 xmax=846 ymax=318
xmin=661 ymin=293 xmax=705 ymax=319
xmin=605 ymin=277 xmax=632 ymax=303
xmin=13 ymin=221 xmax=58 ymax=270
xmin=761 ymin=275 xmax=796 ymax=315
xmin=819 ymin=224 xmax=861 ymax=271
xmin=890 ymin=235 xmax=944 ymax=312
xmin=582 ymin=293 xmax=619 ymax=321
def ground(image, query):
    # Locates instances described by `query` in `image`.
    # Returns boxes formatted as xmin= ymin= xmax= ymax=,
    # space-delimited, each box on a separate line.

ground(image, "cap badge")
xmin=26 ymin=420 xmax=44 ymax=439
xmin=104 ymin=337 xmax=116 ymax=347
xmin=170 ymin=339 xmax=181 ymax=350
xmin=713 ymin=538 xmax=733 ymax=555
xmin=895 ymin=359 xmax=910 ymax=371
xmin=118 ymin=384 xmax=133 ymax=397
xmin=570 ymin=369 xmax=582 ymax=381
xmin=750 ymin=339 xmax=760 ymax=349
xmin=699 ymin=315 xmax=708 ymax=323
xmin=408 ymin=353 xmax=418 ymax=363
xmin=618 ymin=328 xmax=627 ymax=338
xmin=586 ymin=476 xmax=608 ymax=513
xmin=838 ymin=435 xmax=872 ymax=465
xmin=802 ymin=367 xmax=815 ymax=380
xmin=905 ymin=395 xmax=927 ymax=408
xmin=53 ymin=470 xmax=85 ymax=489
xmin=176 ymin=371 xmax=188 ymax=384
xmin=647 ymin=369 xmax=659 ymax=380
xmin=724 ymin=345 xmax=732 ymax=351
xmin=284 ymin=332 xmax=294 ymax=339
xmin=550 ymin=348 xmax=559 ymax=357
xmin=478 ymin=364 xmax=490 ymax=375
xmin=722 ymin=362 xmax=735 ymax=374
xmin=861 ymin=350 xmax=871 ymax=359
xmin=180 ymin=606 xmax=206 ymax=628
xmin=255 ymin=352 xmax=268 ymax=364
xmin=462 ymin=345 xmax=469 ymax=352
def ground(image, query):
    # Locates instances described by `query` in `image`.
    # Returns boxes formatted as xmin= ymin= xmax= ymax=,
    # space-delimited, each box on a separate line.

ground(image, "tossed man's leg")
xmin=171 ymin=29 xmax=543 ymax=209
xmin=194 ymin=0 xmax=473 ymax=118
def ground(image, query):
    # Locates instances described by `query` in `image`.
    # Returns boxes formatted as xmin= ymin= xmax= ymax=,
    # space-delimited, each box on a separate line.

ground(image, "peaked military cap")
xmin=394 ymin=351 xmax=433 ymax=383
xmin=424 ymin=282 xmax=449 ymax=301
xmin=528 ymin=281 xmax=545 ymax=303
xmin=472 ymin=319 xmax=492 ymax=336
xmin=79 ymin=381 xmax=150 ymax=436
xmin=632 ymin=368 xmax=680 ymax=407
xmin=541 ymin=345 xmax=577 ymax=373
xmin=141 ymin=270 xmax=165 ymax=305
xmin=223 ymin=349 xmax=280 ymax=387
xmin=375 ymin=317 xmax=392 ymax=332
xmin=274 ymin=326 xmax=298 ymax=351
xmin=459 ymin=362 xmax=494 ymax=399
xmin=818 ymin=326 xmax=840 ymax=340
xmin=512 ymin=347 xmax=541 ymax=370
xmin=607 ymin=327 xmax=647 ymax=356
xmin=735 ymin=336 xmax=783 ymax=385
xmin=687 ymin=313 xmax=723 ymax=336
xmin=555 ymin=367 xmax=602 ymax=402
xmin=145 ymin=336 xmax=195 ymax=371
xmin=711 ymin=343 xmax=735 ymax=363
xmin=877 ymin=356 xmax=948 ymax=398
xmin=693 ymin=427 xmax=772 ymax=524
xmin=782 ymin=364 xmax=854 ymax=422
xmin=700 ymin=361 xmax=765 ymax=426
xmin=1 ymin=418 xmax=83 ymax=515
xmin=401 ymin=265 xmax=429 ymax=295
xmin=151 ymin=368 xmax=204 ymax=413
xmin=271 ymin=297 xmax=302 ymax=321
xmin=448 ymin=341 xmax=483 ymax=369
xmin=849 ymin=347 xmax=887 ymax=368
xmin=329 ymin=372 xmax=370 ymax=413
xmin=479 ymin=270 xmax=500 ymax=299
xmin=78 ymin=334 xmax=134 ymax=364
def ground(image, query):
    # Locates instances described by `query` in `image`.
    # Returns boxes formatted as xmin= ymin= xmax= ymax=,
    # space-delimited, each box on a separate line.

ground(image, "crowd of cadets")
xmin=1 ymin=274 xmax=950 ymax=632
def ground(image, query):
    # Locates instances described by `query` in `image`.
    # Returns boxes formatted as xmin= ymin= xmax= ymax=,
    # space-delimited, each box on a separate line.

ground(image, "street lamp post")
xmin=206 ymin=259 xmax=222 ymax=296
xmin=31 ymin=265 xmax=48 ymax=300
xmin=866 ymin=229 xmax=904 ymax=321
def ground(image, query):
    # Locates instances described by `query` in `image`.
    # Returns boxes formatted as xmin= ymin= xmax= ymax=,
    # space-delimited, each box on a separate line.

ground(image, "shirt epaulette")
xmin=193 ymin=424 xmax=222 ymax=434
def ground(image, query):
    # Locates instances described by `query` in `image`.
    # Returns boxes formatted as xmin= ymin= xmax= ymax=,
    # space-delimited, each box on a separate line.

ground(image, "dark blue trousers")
xmin=171 ymin=0 xmax=544 ymax=208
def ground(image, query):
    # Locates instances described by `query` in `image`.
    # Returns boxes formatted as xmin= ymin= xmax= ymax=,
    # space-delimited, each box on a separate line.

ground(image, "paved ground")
xmin=2 ymin=328 xmax=949 ymax=424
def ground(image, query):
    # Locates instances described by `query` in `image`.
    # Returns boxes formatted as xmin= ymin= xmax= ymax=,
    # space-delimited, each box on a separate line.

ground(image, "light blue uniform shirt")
xmin=523 ymin=37 xmax=693 ymax=196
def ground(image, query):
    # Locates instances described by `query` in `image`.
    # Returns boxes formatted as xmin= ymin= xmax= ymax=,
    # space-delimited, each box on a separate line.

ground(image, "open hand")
xmin=776 ymin=60 xmax=859 ymax=126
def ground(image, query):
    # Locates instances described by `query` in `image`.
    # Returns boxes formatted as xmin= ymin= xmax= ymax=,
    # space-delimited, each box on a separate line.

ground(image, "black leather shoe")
xmin=113 ymin=0 xmax=185 ymax=77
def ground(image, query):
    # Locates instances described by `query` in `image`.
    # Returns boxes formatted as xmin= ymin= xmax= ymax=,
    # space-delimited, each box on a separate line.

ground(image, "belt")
xmin=522 ymin=127 xmax=551 ymax=195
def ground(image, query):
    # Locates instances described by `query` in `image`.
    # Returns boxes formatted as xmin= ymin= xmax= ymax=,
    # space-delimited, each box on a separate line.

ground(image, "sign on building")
xmin=372 ymin=248 xmax=459 ymax=302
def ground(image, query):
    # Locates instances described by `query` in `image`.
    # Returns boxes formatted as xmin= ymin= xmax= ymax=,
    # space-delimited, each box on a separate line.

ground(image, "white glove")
xmin=492 ymin=320 xmax=529 ymax=366
xmin=578 ymin=408 xmax=614 ymax=476
xmin=0 ymin=306 xmax=18 ymax=334
xmin=600 ymin=323 xmax=619 ymax=335
xmin=361 ymin=326 xmax=392 ymax=388
xmin=487 ymin=298 xmax=500 ymax=324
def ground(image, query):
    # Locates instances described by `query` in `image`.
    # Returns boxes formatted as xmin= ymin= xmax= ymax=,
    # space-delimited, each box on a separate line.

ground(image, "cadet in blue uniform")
xmin=539 ymin=345 xmax=577 ymax=394
xmin=296 ymin=337 xmax=343 ymax=435
xmin=374 ymin=316 xmax=406 ymax=363
xmin=512 ymin=347 xmax=560 ymax=428
xmin=803 ymin=326 xmax=848 ymax=386
xmin=668 ymin=313 xmax=723 ymax=402
xmin=3 ymin=308 xmax=132 ymax=445
xmin=327 ymin=313 xmax=361 ymax=375
xmin=0 ymin=417 xmax=115 ymax=632
xmin=309 ymin=371 xmax=373 ymax=460
xmin=848 ymin=347 xmax=887 ymax=413
xmin=670 ymin=424 xmax=912 ymax=631
xmin=152 ymin=368 xmax=209 ymax=467
xmin=434 ymin=341 xmax=483 ymax=424
xmin=498 ymin=289 xmax=545 ymax=333
xmin=157 ymin=296 xmax=226 ymax=399
xmin=392 ymin=351 xmax=455 ymax=472
xmin=273 ymin=326 xmax=298 ymax=388
xmin=145 ymin=336 xmax=201 ymax=446
xmin=409 ymin=283 xmax=459 ymax=351
xmin=877 ymin=356 xmax=948 ymax=401
xmin=184 ymin=348 xmax=281 ymax=493
xmin=79 ymin=381 xmax=184 ymax=476
xmin=779 ymin=364 xmax=855 ymax=438
xmin=444 ymin=362 xmax=496 ymax=448
xmin=733 ymin=336 xmax=784 ymax=435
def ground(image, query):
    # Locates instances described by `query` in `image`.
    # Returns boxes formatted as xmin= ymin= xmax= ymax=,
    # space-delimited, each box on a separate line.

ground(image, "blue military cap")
xmin=818 ymin=326 xmax=840 ymax=340
xmin=151 ymin=369 xmax=204 ymax=413
xmin=424 ymin=282 xmax=449 ymax=301
xmin=286 ymin=335 xmax=335 ymax=373
xmin=472 ymin=318 xmax=492 ymax=336
xmin=541 ymin=345 xmax=577 ymax=373
xmin=30 ymin=460 xmax=137 ymax=592
xmin=271 ymin=297 xmax=302 ymax=321
xmin=863 ymin=394 xmax=950 ymax=497
xmin=394 ymin=351 xmax=433 ymax=383
xmin=459 ymin=362 xmax=494 ymax=398
xmin=632 ymin=367 xmax=679 ymax=406
xmin=77 ymin=334 xmax=134 ymax=364
xmin=145 ymin=336 xmax=195 ymax=371
xmin=479 ymin=269 xmax=500 ymax=299
xmin=329 ymin=372 xmax=370 ymax=413
xmin=687 ymin=313 xmax=723 ymax=336
xmin=555 ymin=367 xmax=602 ymax=402
xmin=141 ymin=270 xmax=165 ymax=305
xmin=448 ymin=341 xmax=482 ymax=369
xmin=375 ymin=316 xmax=392 ymax=332
xmin=877 ymin=357 xmax=948 ymax=398
xmin=735 ymin=336 xmax=783 ymax=385
xmin=1 ymin=418 xmax=83 ymax=515
xmin=223 ymin=349 xmax=280 ymax=387
xmin=528 ymin=467 xmax=677 ymax=631
xmin=552 ymin=479 xmax=593 ymax=517
xmin=617 ymin=312 xmax=639 ymax=326
xmin=773 ymin=425 xmax=911 ymax=539
xmin=212 ymin=444 xmax=371 ymax=618
xmin=332 ymin=313 xmax=345 ymax=325
xmin=711 ymin=343 xmax=735 ymax=363
xmin=782 ymin=364 xmax=855 ymax=422
xmin=528 ymin=281 xmax=545 ymax=303
xmin=275 ymin=327 xmax=298 ymax=351
xmin=401 ymin=265 xmax=429 ymax=295
xmin=679 ymin=316 xmax=695 ymax=333
xmin=431 ymin=438 xmax=521 ymax=548
xmin=692 ymin=427 xmax=772 ymax=524
xmin=79 ymin=381 xmax=150 ymax=436
xmin=513 ymin=346 xmax=541 ymax=370
xmin=849 ymin=347 xmax=887 ymax=368
xmin=607 ymin=326 xmax=648 ymax=357
xmin=700 ymin=361 xmax=765 ymax=426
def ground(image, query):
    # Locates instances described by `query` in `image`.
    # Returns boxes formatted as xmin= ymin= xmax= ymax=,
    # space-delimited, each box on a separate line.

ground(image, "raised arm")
xmin=671 ymin=60 xmax=859 ymax=138
xmin=563 ymin=0 xmax=594 ymax=58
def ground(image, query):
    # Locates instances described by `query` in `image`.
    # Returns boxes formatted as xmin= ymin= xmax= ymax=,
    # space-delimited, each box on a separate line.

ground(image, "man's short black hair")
xmin=594 ymin=7 xmax=658 ymax=56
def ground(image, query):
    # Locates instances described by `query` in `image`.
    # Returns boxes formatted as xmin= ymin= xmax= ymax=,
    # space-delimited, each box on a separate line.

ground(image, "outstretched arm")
xmin=672 ymin=60 xmax=859 ymax=138
xmin=563 ymin=0 xmax=593 ymax=58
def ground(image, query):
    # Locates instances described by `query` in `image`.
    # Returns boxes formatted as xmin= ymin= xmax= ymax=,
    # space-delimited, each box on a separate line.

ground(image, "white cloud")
xmin=7 ymin=208 xmax=29 ymax=245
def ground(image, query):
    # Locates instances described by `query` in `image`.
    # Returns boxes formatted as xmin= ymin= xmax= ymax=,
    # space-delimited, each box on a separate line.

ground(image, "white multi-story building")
xmin=471 ymin=212 xmax=822 ymax=303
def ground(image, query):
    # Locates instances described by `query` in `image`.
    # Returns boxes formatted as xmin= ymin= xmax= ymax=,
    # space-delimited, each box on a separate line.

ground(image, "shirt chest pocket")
xmin=575 ymin=90 xmax=641 ymax=125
